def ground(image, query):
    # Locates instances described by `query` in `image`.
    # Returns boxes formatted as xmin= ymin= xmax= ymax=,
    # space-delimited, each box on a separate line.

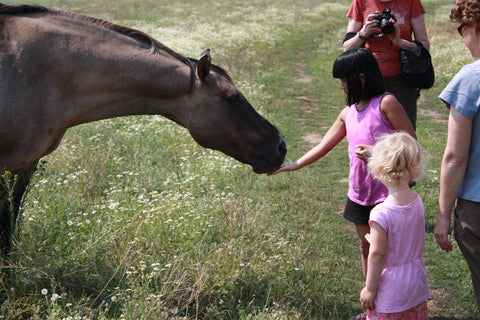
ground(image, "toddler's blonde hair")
xmin=368 ymin=132 xmax=426 ymax=186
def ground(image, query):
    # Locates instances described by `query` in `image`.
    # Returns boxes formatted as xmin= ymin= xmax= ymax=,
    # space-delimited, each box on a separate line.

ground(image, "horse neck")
xmin=64 ymin=49 xmax=194 ymax=127
xmin=22 ymin=12 xmax=196 ymax=128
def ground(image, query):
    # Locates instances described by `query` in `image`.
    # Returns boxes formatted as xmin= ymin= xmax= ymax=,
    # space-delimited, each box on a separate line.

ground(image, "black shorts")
xmin=343 ymin=197 xmax=378 ymax=225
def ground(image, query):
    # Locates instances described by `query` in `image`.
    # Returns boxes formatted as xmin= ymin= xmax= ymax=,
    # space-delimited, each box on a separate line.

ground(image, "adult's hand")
xmin=434 ymin=214 xmax=453 ymax=252
xmin=362 ymin=13 xmax=381 ymax=37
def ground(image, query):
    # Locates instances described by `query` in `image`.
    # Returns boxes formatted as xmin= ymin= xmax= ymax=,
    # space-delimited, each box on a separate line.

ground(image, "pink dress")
xmin=345 ymin=93 xmax=393 ymax=206
xmin=368 ymin=193 xmax=430 ymax=315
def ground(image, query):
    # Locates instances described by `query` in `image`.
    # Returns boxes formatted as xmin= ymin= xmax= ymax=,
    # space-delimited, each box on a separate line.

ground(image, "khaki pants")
xmin=454 ymin=198 xmax=480 ymax=311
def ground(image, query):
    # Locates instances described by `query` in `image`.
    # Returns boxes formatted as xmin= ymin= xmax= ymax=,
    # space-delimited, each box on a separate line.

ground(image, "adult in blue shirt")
xmin=434 ymin=0 xmax=480 ymax=312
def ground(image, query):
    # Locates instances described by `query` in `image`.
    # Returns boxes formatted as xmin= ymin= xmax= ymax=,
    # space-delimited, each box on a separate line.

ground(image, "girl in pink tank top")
xmin=269 ymin=49 xmax=415 ymax=312
xmin=361 ymin=132 xmax=429 ymax=319
xmin=345 ymin=92 xmax=394 ymax=207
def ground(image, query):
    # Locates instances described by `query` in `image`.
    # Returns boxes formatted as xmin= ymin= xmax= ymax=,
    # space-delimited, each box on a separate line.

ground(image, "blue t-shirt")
xmin=439 ymin=60 xmax=480 ymax=202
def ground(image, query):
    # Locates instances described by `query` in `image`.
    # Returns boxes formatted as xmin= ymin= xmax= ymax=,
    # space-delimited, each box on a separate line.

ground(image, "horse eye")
xmin=229 ymin=94 xmax=239 ymax=102
xmin=224 ymin=93 xmax=239 ymax=102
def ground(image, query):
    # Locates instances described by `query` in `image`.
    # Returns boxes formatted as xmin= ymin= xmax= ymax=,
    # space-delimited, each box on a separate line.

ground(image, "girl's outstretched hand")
xmin=267 ymin=162 xmax=299 ymax=176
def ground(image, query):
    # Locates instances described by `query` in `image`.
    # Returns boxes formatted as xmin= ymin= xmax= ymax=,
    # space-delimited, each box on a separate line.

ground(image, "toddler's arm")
xmin=360 ymin=222 xmax=387 ymax=310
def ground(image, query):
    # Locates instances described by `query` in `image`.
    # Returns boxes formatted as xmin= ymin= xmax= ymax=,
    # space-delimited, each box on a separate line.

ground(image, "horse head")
xmin=184 ymin=50 xmax=286 ymax=174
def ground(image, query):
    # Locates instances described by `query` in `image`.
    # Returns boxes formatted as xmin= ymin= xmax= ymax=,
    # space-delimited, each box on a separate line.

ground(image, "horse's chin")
xmin=193 ymin=132 xmax=287 ymax=174
xmin=250 ymin=157 xmax=283 ymax=174
xmin=252 ymin=165 xmax=280 ymax=174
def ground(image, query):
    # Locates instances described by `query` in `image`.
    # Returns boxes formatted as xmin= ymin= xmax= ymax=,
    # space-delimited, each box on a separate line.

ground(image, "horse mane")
xmin=0 ymin=3 xmax=232 ymax=83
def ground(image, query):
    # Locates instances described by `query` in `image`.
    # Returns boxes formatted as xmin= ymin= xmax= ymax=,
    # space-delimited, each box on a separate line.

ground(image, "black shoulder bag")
xmin=399 ymin=40 xmax=434 ymax=89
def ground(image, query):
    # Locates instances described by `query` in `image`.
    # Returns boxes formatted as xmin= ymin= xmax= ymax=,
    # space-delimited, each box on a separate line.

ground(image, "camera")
xmin=373 ymin=8 xmax=396 ymax=35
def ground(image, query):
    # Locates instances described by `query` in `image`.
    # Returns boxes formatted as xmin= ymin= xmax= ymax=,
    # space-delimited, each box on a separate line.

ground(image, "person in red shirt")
xmin=343 ymin=0 xmax=430 ymax=131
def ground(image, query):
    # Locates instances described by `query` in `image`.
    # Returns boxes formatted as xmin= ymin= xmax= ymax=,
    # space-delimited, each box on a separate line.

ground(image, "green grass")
xmin=1 ymin=0 xmax=479 ymax=319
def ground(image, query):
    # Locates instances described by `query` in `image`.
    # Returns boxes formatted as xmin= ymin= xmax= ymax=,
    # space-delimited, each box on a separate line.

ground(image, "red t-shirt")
xmin=347 ymin=0 xmax=426 ymax=76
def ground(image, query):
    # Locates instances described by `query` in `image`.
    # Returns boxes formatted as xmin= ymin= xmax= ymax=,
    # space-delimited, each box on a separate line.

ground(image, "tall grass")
xmin=1 ymin=0 xmax=478 ymax=319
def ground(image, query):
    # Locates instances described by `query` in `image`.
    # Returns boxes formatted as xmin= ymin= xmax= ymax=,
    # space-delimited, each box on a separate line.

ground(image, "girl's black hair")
xmin=332 ymin=48 xmax=385 ymax=106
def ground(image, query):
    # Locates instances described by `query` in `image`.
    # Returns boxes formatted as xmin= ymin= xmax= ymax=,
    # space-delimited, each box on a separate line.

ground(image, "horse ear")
xmin=197 ymin=49 xmax=211 ymax=81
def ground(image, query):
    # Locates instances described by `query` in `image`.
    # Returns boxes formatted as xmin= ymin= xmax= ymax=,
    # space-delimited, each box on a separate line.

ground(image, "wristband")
xmin=358 ymin=33 xmax=367 ymax=41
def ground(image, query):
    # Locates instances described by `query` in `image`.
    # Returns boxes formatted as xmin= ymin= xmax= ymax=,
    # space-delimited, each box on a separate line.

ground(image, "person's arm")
xmin=387 ymin=15 xmax=429 ymax=51
xmin=355 ymin=94 xmax=415 ymax=163
xmin=411 ymin=14 xmax=430 ymax=50
xmin=343 ymin=14 xmax=380 ymax=51
xmin=343 ymin=19 xmax=365 ymax=51
xmin=360 ymin=221 xmax=387 ymax=311
xmin=434 ymin=106 xmax=472 ymax=252
xmin=380 ymin=94 xmax=416 ymax=138
xmin=268 ymin=108 xmax=347 ymax=175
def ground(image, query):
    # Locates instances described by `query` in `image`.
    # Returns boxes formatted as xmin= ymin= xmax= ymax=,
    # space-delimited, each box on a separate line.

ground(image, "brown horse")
xmin=0 ymin=4 xmax=287 ymax=256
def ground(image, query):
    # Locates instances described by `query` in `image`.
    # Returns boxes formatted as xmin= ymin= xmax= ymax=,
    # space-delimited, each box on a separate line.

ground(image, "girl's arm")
xmin=268 ymin=108 xmax=347 ymax=175
xmin=380 ymin=94 xmax=416 ymax=138
xmin=360 ymin=221 xmax=387 ymax=311
xmin=434 ymin=107 xmax=471 ymax=252
xmin=356 ymin=94 xmax=414 ymax=163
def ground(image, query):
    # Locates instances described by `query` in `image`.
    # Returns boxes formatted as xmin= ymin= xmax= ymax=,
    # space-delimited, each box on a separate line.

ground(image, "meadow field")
xmin=1 ymin=0 xmax=479 ymax=319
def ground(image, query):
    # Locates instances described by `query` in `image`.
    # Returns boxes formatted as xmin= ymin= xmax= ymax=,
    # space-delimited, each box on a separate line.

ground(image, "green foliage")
xmin=0 ymin=0 xmax=478 ymax=319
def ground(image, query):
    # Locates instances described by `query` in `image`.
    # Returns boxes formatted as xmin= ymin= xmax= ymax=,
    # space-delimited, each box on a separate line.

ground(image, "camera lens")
xmin=380 ymin=20 xmax=394 ymax=34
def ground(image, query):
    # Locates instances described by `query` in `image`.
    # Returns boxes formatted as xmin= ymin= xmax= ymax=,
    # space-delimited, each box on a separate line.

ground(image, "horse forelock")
xmin=0 ymin=3 xmax=196 ymax=82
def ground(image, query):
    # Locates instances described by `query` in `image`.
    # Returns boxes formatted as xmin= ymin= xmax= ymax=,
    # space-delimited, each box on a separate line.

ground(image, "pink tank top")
xmin=369 ymin=194 xmax=430 ymax=313
xmin=345 ymin=93 xmax=394 ymax=206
